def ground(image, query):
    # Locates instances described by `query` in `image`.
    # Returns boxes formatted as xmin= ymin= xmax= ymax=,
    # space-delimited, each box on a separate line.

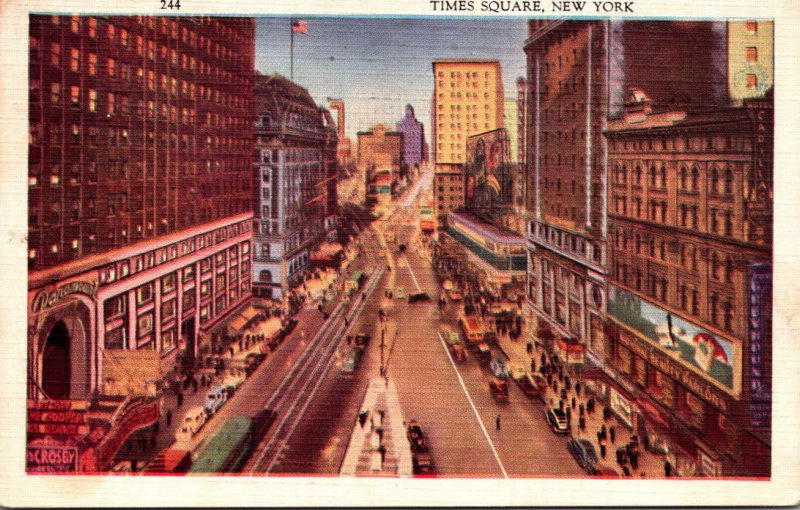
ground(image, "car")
xmin=244 ymin=352 xmax=267 ymax=376
xmin=408 ymin=292 xmax=431 ymax=303
xmin=450 ymin=343 xmax=467 ymax=362
xmin=448 ymin=290 xmax=462 ymax=301
xmin=490 ymin=357 xmax=510 ymax=379
xmin=516 ymin=373 xmax=546 ymax=400
xmin=442 ymin=330 xmax=460 ymax=346
xmin=222 ymin=368 xmax=246 ymax=391
xmin=489 ymin=378 xmax=509 ymax=401
xmin=594 ymin=466 xmax=621 ymax=477
xmin=203 ymin=385 xmax=228 ymax=415
xmin=544 ymin=407 xmax=570 ymax=434
xmin=567 ymin=437 xmax=599 ymax=474
xmin=395 ymin=288 xmax=406 ymax=300
xmin=174 ymin=406 xmax=208 ymax=443
xmin=340 ymin=348 xmax=358 ymax=374
xmin=442 ymin=280 xmax=455 ymax=291
xmin=406 ymin=420 xmax=434 ymax=474
xmin=476 ymin=342 xmax=492 ymax=365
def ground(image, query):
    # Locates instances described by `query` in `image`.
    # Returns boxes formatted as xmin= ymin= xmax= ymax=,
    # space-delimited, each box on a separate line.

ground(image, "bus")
xmin=188 ymin=416 xmax=252 ymax=474
xmin=345 ymin=271 xmax=366 ymax=295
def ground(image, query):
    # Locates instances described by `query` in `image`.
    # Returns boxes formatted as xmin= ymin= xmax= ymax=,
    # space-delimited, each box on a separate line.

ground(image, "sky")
xmin=255 ymin=17 xmax=528 ymax=145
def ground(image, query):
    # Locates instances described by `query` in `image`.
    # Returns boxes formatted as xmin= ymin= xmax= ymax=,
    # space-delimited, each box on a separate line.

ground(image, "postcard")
xmin=1 ymin=0 xmax=798 ymax=506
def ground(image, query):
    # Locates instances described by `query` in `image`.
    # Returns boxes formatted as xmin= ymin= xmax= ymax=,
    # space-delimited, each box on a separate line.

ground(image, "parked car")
xmin=222 ymin=368 xmax=246 ymax=392
xmin=174 ymin=406 xmax=208 ymax=443
xmin=395 ymin=288 xmax=406 ymax=300
xmin=567 ymin=437 xmax=599 ymax=474
xmin=340 ymin=348 xmax=358 ymax=374
xmin=450 ymin=343 xmax=467 ymax=362
xmin=489 ymin=378 xmax=509 ymax=402
xmin=476 ymin=343 xmax=492 ymax=365
xmin=203 ymin=385 xmax=228 ymax=416
xmin=544 ymin=407 xmax=570 ymax=434
xmin=594 ymin=466 xmax=621 ymax=477
xmin=406 ymin=420 xmax=434 ymax=475
xmin=490 ymin=357 xmax=510 ymax=379
xmin=516 ymin=373 xmax=546 ymax=401
xmin=409 ymin=292 xmax=431 ymax=303
xmin=244 ymin=352 xmax=267 ymax=376
xmin=448 ymin=290 xmax=462 ymax=301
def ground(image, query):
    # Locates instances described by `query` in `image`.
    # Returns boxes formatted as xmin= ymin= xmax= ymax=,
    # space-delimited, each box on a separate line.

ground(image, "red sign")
xmin=28 ymin=423 xmax=89 ymax=436
xmin=27 ymin=400 xmax=88 ymax=438
xmin=27 ymin=445 xmax=79 ymax=473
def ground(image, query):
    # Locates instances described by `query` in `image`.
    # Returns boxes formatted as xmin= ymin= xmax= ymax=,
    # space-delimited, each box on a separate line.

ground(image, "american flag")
xmin=291 ymin=19 xmax=308 ymax=34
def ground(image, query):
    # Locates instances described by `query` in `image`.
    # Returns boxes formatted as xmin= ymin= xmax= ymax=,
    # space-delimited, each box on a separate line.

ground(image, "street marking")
xmin=401 ymin=254 xmax=423 ymax=293
xmin=437 ymin=332 xmax=509 ymax=479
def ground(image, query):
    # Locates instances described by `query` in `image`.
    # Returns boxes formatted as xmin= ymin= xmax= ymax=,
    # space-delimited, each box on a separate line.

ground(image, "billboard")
xmin=465 ymin=128 xmax=513 ymax=223
xmin=608 ymin=286 xmax=740 ymax=395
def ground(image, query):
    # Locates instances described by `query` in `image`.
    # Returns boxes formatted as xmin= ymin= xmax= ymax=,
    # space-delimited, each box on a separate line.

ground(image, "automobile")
xmin=244 ymin=352 xmax=267 ymax=376
xmin=507 ymin=361 xmax=528 ymax=381
xmin=442 ymin=330 xmax=460 ymax=346
xmin=282 ymin=318 xmax=299 ymax=336
xmin=450 ymin=343 xmax=467 ymax=362
xmin=442 ymin=280 xmax=455 ymax=291
xmin=340 ymin=348 xmax=358 ymax=374
xmin=448 ymin=290 xmax=462 ymax=301
xmin=203 ymin=385 xmax=228 ymax=416
xmin=406 ymin=420 xmax=434 ymax=474
xmin=567 ymin=437 xmax=600 ymax=475
xmin=490 ymin=357 xmax=510 ymax=379
xmin=408 ymin=292 xmax=431 ymax=303
xmin=516 ymin=373 xmax=546 ymax=400
xmin=395 ymin=288 xmax=406 ymax=300
xmin=476 ymin=343 xmax=492 ymax=365
xmin=489 ymin=378 xmax=509 ymax=401
xmin=544 ymin=407 xmax=570 ymax=434
xmin=594 ymin=466 xmax=621 ymax=477
xmin=174 ymin=406 xmax=208 ymax=443
xmin=398 ymin=243 xmax=407 ymax=253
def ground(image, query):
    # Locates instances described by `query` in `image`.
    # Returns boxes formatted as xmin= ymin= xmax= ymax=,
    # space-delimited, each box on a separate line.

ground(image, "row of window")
xmin=610 ymin=134 xmax=752 ymax=154
xmin=436 ymin=70 xmax=492 ymax=79
xmin=613 ymin=162 xmax=735 ymax=195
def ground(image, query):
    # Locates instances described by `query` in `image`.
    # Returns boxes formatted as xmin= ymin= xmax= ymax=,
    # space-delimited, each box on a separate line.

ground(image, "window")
xmin=136 ymin=283 xmax=154 ymax=304
xmin=746 ymin=74 xmax=758 ymax=90
xmin=104 ymin=294 xmax=127 ymax=319
xmin=724 ymin=168 xmax=734 ymax=194
xmin=137 ymin=313 xmax=154 ymax=337
xmin=89 ymin=89 xmax=97 ymax=112
xmin=162 ymin=272 xmax=176 ymax=293
xmin=711 ymin=167 xmax=720 ymax=194
xmin=70 ymin=48 xmax=80 ymax=72
xmin=161 ymin=328 xmax=176 ymax=353
xmin=745 ymin=21 xmax=758 ymax=34
xmin=182 ymin=292 xmax=196 ymax=311
xmin=50 ymin=42 xmax=61 ymax=66
xmin=746 ymin=46 xmax=758 ymax=63
xmin=161 ymin=300 xmax=176 ymax=321
xmin=70 ymin=85 xmax=80 ymax=106
xmin=183 ymin=265 xmax=195 ymax=282
xmin=691 ymin=167 xmax=699 ymax=191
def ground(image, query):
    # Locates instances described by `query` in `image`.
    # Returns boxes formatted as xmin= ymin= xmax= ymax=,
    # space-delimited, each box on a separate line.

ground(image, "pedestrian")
xmin=566 ymin=407 xmax=571 ymax=427
xmin=603 ymin=406 xmax=611 ymax=422
xmin=565 ymin=375 xmax=571 ymax=392
xmin=530 ymin=358 xmax=536 ymax=373
xmin=239 ymin=339 xmax=243 ymax=352
xmin=176 ymin=391 xmax=184 ymax=407
xmin=192 ymin=378 xmax=198 ymax=393
xmin=344 ymin=317 xmax=349 ymax=326
xmin=630 ymin=450 xmax=639 ymax=470
xmin=600 ymin=424 xmax=607 ymax=439
xmin=575 ymin=381 xmax=581 ymax=396
xmin=664 ymin=460 xmax=673 ymax=477
xmin=166 ymin=409 xmax=173 ymax=426
xmin=622 ymin=465 xmax=631 ymax=477
xmin=571 ymin=396 xmax=577 ymax=410
xmin=579 ymin=415 xmax=586 ymax=432
xmin=559 ymin=399 xmax=564 ymax=411
xmin=496 ymin=414 xmax=501 ymax=431
xmin=540 ymin=353 xmax=546 ymax=367
xmin=610 ymin=425 xmax=616 ymax=443
xmin=579 ymin=403 xmax=585 ymax=416
xmin=587 ymin=398 xmax=595 ymax=414
xmin=560 ymin=388 xmax=567 ymax=401
xmin=229 ymin=346 xmax=235 ymax=357
xmin=599 ymin=438 xmax=607 ymax=459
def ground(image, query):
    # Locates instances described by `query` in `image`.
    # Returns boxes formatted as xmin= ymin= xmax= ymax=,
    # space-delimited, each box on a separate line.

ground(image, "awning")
xmin=227 ymin=305 xmax=260 ymax=332
xmin=311 ymin=242 xmax=343 ymax=261
xmin=637 ymin=398 xmax=672 ymax=428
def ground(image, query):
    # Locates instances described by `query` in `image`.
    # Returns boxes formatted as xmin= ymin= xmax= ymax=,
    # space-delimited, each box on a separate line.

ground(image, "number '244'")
xmin=161 ymin=0 xmax=180 ymax=9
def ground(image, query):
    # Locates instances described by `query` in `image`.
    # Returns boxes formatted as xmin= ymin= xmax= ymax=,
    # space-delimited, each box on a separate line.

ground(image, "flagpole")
xmin=290 ymin=18 xmax=294 ymax=81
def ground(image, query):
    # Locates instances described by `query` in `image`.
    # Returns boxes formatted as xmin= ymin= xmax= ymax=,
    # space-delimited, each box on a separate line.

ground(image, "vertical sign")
xmin=748 ymin=261 xmax=771 ymax=427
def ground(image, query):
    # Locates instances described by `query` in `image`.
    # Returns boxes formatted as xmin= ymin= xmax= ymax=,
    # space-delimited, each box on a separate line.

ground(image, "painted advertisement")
xmin=608 ymin=286 xmax=739 ymax=394
xmin=748 ymin=261 xmax=771 ymax=427
xmin=465 ymin=128 xmax=514 ymax=223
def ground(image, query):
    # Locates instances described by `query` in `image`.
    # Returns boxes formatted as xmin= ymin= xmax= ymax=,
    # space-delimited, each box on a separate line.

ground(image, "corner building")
xmin=252 ymin=74 xmax=339 ymax=300
xmin=605 ymin=91 xmax=772 ymax=477
xmin=27 ymin=15 xmax=255 ymax=401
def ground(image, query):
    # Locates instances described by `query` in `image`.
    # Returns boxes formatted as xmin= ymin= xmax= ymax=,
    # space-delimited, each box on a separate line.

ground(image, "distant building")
xmin=432 ymin=59 xmax=504 ymax=234
xmin=432 ymin=59 xmax=504 ymax=165
xmin=503 ymin=99 xmax=520 ymax=164
xmin=605 ymin=90 xmax=772 ymax=477
xmin=252 ymin=74 xmax=339 ymax=300
xmin=433 ymin=165 xmax=464 ymax=234
xmin=356 ymin=124 xmax=404 ymax=207
xmin=395 ymin=103 xmax=426 ymax=167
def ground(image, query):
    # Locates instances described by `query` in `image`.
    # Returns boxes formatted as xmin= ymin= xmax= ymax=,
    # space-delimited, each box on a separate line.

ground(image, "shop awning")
xmin=227 ymin=305 xmax=260 ymax=332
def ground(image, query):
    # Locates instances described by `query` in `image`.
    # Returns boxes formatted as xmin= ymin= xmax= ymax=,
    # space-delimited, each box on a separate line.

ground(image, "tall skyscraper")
xmin=28 ymin=15 xmax=255 ymax=401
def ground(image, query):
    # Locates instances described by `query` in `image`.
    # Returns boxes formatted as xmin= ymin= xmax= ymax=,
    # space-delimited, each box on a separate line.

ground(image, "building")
xmin=727 ymin=21 xmax=773 ymax=103
xmin=515 ymin=77 xmax=528 ymax=167
xmin=523 ymin=20 xmax=730 ymax=369
xmin=433 ymin=165 xmax=465 ymax=234
xmin=395 ymin=103 xmax=426 ymax=168
xmin=328 ymin=98 xmax=354 ymax=167
xmin=252 ymin=74 xmax=339 ymax=300
xmin=27 ymin=14 xmax=255 ymax=471
xmin=504 ymin=99 xmax=520 ymax=164
xmin=432 ymin=59 xmax=504 ymax=165
xmin=432 ymin=59 xmax=504 ymax=234
xmin=604 ymin=90 xmax=772 ymax=477
xmin=356 ymin=124 xmax=404 ymax=207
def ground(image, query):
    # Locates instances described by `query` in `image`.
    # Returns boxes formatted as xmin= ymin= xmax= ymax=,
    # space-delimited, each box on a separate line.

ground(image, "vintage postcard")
xmin=1 ymin=0 xmax=798 ymax=506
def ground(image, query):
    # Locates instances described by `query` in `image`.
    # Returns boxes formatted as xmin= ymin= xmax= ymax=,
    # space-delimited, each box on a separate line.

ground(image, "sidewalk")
xmin=493 ymin=330 xmax=670 ymax=478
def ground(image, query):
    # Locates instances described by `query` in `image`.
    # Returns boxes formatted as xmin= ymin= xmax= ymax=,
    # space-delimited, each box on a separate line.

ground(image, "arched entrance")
xmin=42 ymin=321 xmax=71 ymax=399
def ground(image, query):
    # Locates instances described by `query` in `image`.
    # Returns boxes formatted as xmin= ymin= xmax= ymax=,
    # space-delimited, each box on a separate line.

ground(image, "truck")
xmin=459 ymin=316 xmax=486 ymax=347
xmin=345 ymin=271 xmax=366 ymax=296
